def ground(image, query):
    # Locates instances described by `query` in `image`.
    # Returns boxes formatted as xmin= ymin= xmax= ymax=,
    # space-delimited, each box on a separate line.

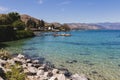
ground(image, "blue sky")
xmin=0 ymin=0 xmax=120 ymax=23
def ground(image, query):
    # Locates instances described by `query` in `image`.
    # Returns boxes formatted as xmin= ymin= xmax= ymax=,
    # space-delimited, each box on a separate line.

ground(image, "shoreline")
xmin=0 ymin=50 xmax=89 ymax=80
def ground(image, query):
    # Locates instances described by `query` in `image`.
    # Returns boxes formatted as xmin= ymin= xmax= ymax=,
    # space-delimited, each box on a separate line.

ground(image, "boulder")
xmin=0 ymin=59 xmax=7 ymax=66
xmin=37 ymin=70 xmax=44 ymax=76
xmin=52 ymin=69 xmax=59 ymax=75
xmin=32 ymin=60 xmax=39 ymax=64
xmin=27 ymin=67 xmax=37 ymax=75
xmin=17 ymin=54 xmax=25 ymax=59
xmin=26 ymin=59 xmax=32 ymax=63
xmin=0 ymin=76 xmax=4 ymax=80
xmin=71 ymin=74 xmax=88 ymax=80
xmin=57 ymin=74 xmax=66 ymax=80
xmin=0 ymin=68 xmax=6 ymax=80
xmin=22 ymin=64 xmax=27 ymax=68
xmin=49 ymin=76 xmax=58 ymax=80
xmin=44 ymin=71 xmax=53 ymax=77
xmin=7 ymin=59 xmax=15 ymax=66
xmin=27 ymin=63 xmax=33 ymax=67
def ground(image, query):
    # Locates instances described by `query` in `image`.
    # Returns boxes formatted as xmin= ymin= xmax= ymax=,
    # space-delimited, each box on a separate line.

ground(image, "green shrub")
xmin=15 ymin=30 xmax=34 ymax=39
xmin=12 ymin=20 xmax=25 ymax=30
xmin=0 ymin=25 xmax=15 ymax=42
xmin=6 ymin=64 xmax=26 ymax=80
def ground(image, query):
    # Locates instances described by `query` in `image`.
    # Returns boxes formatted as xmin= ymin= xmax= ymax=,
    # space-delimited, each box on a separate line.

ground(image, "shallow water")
xmin=3 ymin=30 xmax=120 ymax=80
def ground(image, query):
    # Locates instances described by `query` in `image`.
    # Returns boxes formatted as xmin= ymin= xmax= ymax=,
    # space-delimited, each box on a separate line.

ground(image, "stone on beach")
xmin=57 ymin=74 xmax=66 ymax=80
xmin=17 ymin=54 xmax=25 ymax=59
xmin=37 ymin=70 xmax=44 ymax=76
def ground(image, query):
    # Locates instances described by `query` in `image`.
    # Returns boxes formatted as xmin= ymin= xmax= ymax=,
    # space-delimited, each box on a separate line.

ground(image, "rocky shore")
xmin=0 ymin=50 xmax=89 ymax=80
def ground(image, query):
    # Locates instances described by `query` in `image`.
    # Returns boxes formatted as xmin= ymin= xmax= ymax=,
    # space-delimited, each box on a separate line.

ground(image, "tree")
xmin=12 ymin=20 xmax=25 ymax=30
xmin=26 ymin=18 xmax=36 ymax=28
xmin=0 ymin=14 xmax=11 ymax=25
xmin=40 ymin=20 xmax=45 ymax=30
xmin=8 ymin=12 xmax=20 ymax=23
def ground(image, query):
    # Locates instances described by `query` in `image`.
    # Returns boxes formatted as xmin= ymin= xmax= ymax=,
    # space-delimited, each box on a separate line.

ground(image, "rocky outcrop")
xmin=0 ymin=54 xmax=89 ymax=80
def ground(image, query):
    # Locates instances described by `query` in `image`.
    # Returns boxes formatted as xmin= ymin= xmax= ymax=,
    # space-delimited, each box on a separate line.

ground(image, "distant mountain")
xmin=64 ymin=22 xmax=120 ymax=30
xmin=65 ymin=23 xmax=101 ymax=30
xmin=96 ymin=23 xmax=120 ymax=30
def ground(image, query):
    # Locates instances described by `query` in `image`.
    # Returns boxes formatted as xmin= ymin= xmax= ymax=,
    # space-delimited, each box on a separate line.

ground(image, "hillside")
xmin=20 ymin=14 xmax=40 ymax=24
xmin=65 ymin=23 xmax=101 ymax=30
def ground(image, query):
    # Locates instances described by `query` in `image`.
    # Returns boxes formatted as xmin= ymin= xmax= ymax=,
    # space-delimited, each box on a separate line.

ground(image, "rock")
xmin=0 ymin=77 xmax=4 ymax=80
xmin=0 ymin=59 xmax=7 ymax=66
xmin=37 ymin=70 xmax=44 ymax=76
xmin=17 ymin=54 xmax=25 ymax=59
xmin=44 ymin=71 xmax=53 ymax=77
xmin=49 ymin=76 xmax=58 ymax=80
xmin=13 ymin=58 xmax=24 ymax=65
xmin=52 ymin=69 xmax=59 ymax=75
xmin=0 ymin=68 xmax=6 ymax=80
xmin=7 ymin=59 xmax=15 ymax=66
xmin=27 ymin=63 xmax=33 ymax=67
xmin=57 ymin=74 xmax=66 ymax=80
xmin=66 ymin=61 xmax=73 ymax=64
xmin=32 ymin=60 xmax=39 ymax=64
xmin=71 ymin=74 xmax=88 ymax=80
xmin=26 ymin=59 xmax=32 ymax=63
xmin=66 ymin=60 xmax=78 ymax=64
xmin=27 ymin=67 xmax=37 ymax=75
xmin=58 ymin=68 xmax=71 ymax=77
xmin=38 ymin=66 xmax=45 ymax=70
xmin=22 ymin=64 xmax=27 ymax=68
xmin=118 ymin=64 xmax=120 ymax=67
xmin=33 ymin=64 xmax=41 ymax=68
xmin=91 ymin=71 xmax=98 ymax=74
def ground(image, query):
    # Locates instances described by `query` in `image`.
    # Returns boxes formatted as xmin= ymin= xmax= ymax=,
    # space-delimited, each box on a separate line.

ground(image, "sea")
xmin=2 ymin=30 xmax=120 ymax=80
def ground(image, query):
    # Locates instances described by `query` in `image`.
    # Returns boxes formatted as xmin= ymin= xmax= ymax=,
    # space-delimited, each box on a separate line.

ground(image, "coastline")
xmin=0 ymin=50 xmax=89 ymax=80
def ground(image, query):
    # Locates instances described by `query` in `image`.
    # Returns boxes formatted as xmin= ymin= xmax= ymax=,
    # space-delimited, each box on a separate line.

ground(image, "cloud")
xmin=58 ymin=1 xmax=71 ymax=6
xmin=38 ymin=0 xmax=44 ymax=4
xmin=0 ymin=6 xmax=8 ymax=12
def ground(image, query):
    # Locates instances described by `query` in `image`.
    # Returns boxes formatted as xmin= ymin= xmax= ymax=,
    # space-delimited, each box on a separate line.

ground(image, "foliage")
xmin=12 ymin=20 xmax=25 ymax=30
xmin=8 ymin=12 xmax=20 ymax=23
xmin=6 ymin=64 xmax=26 ymax=80
xmin=0 ymin=25 xmax=15 ymax=42
xmin=0 ymin=14 xmax=11 ymax=25
xmin=60 ymin=24 xmax=70 ymax=31
xmin=26 ymin=18 xmax=36 ymax=28
xmin=15 ymin=30 xmax=34 ymax=39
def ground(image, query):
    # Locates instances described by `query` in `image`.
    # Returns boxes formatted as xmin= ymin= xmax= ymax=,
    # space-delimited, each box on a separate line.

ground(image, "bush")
xmin=0 ymin=25 xmax=15 ymax=42
xmin=6 ymin=64 xmax=26 ymax=80
xmin=12 ymin=20 xmax=25 ymax=30
xmin=15 ymin=30 xmax=34 ymax=39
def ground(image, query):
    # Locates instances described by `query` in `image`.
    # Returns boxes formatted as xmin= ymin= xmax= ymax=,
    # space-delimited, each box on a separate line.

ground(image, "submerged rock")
xmin=66 ymin=60 xmax=78 ymax=64
xmin=71 ymin=74 xmax=88 ymax=80
xmin=118 ymin=64 xmax=120 ymax=67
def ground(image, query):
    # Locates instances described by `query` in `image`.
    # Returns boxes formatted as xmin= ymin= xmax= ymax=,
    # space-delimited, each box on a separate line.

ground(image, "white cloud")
xmin=38 ymin=0 xmax=44 ymax=4
xmin=58 ymin=1 xmax=71 ymax=6
xmin=0 ymin=6 xmax=8 ymax=12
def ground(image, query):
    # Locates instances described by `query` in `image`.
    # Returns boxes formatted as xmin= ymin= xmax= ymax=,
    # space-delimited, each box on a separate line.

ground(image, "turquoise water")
xmin=3 ymin=30 xmax=120 ymax=80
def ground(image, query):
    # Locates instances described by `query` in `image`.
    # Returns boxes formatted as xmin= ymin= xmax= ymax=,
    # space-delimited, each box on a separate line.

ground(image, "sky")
xmin=0 ymin=0 xmax=120 ymax=23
